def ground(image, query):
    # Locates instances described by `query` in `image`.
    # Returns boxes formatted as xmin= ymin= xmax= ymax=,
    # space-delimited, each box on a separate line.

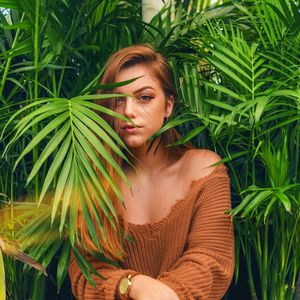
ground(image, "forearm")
xmin=157 ymin=249 xmax=234 ymax=300
xmin=69 ymin=254 xmax=138 ymax=300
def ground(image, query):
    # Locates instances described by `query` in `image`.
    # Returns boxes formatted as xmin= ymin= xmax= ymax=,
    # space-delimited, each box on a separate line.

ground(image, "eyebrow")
xmin=133 ymin=86 xmax=155 ymax=93
xmin=116 ymin=86 xmax=155 ymax=94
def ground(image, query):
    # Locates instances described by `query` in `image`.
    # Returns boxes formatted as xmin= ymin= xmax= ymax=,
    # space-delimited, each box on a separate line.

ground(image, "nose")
xmin=123 ymin=97 xmax=137 ymax=118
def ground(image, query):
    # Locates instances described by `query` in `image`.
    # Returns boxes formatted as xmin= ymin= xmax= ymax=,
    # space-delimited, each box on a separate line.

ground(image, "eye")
xmin=138 ymin=95 xmax=153 ymax=103
xmin=115 ymin=97 xmax=126 ymax=105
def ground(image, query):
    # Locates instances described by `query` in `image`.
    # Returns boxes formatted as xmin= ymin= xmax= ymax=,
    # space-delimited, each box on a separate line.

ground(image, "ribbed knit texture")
xmin=69 ymin=166 xmax=234 ymax=299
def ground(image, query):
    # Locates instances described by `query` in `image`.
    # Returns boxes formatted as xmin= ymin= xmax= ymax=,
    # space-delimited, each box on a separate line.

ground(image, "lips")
xmin=123 ymin=124 xmax=141 ymax=129
xmin=122 ymin=124 xmax=141 ymax=133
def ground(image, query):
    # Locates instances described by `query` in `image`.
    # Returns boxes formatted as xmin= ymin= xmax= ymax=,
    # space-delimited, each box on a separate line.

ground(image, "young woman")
xmin=69 ymin=44 xmax=234 ymax=300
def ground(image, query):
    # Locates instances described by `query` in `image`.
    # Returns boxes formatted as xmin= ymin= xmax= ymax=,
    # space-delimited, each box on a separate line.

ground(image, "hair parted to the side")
xmin=98 ymin=44 xmax=189 ymax=151
xmin=76 ymin=44 xmax=192 ymax=261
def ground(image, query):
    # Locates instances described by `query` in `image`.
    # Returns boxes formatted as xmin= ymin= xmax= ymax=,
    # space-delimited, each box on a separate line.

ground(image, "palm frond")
xmin=1 ymin=93 xmax=132 ymax=244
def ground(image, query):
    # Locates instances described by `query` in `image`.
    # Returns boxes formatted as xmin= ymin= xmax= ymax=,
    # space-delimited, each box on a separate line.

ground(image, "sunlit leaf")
xmin=56 ymin=242 xmax=71 ymax=291
xmin=14 ymin=112 xmax=70 ymax=171
xmin=51 ymin=150 xmax=73 ymax=223
xmin=0 ymin=236 xmax=46 ymax=275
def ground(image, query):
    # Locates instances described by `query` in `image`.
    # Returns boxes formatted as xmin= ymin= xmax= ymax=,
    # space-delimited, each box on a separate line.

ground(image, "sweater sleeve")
xmin=157 ymin=171 xmax=234 ymax=300
xmin=68 ymin=252 xmax=138 ymax=300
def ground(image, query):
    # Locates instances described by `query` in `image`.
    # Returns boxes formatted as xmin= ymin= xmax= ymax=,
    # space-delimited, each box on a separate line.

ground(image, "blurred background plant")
xmin=0 ymin=0 xmax=299 ymax=299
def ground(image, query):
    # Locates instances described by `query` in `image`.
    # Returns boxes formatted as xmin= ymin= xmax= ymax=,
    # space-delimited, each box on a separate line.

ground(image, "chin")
xmin=125 ymin=142 xmax=146 ymax=149
xmin=123 ymin=137 xmax=149 ymax=149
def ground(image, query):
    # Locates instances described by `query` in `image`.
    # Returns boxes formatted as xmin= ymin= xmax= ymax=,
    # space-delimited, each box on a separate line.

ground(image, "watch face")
xmin=119 ymin=277 xmax=130 ymax=295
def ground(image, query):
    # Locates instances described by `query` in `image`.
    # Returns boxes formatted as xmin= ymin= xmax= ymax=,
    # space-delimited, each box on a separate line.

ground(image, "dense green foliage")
xmin=0 ymin=0 xmax=299 ymax=299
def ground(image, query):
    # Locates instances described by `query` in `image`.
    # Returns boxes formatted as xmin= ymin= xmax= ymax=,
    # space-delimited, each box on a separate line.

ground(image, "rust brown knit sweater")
xmin=69 ymin=166 xmax=234 ymax=300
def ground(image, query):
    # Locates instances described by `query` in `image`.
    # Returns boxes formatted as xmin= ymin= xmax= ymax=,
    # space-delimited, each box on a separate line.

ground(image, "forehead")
xmin=115 ymin=64 xmax=162 ymax=93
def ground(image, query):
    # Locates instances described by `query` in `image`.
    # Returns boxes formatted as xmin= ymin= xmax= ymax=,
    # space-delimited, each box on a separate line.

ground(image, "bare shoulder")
xmin=181 ymin=148 xmax=224 ymax=180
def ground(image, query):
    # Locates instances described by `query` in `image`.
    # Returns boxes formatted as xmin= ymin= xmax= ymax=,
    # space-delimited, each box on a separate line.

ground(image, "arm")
xmin=157 ymin=171 xmax=234 ymax=300
xmin=69 ymin=251 xmax=180 ymax=300
xmin=68 ymin=252 xmax=138 ymax=300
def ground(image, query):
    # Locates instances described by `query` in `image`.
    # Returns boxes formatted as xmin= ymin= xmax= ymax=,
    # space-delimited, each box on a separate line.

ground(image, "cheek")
xmin=143 ymin=110 xmax=164 ymax=127
xmin=151 ymin=105 xmax=167 ymax=122
xmin=115 ymin=120 xmax=123 ymax=134
xmin=110 ymin=117 xmax=122 ymax=134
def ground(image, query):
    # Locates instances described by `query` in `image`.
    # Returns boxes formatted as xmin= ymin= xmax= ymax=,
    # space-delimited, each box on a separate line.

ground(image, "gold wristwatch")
xmin=118 ymin=273 xmax=136 ymax=299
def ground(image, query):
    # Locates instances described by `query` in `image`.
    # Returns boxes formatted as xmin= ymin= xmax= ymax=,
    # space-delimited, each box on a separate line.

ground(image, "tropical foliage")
xmin=0 ymin=0 xmax=299 ymax=299
xmin=0 ymin=0 xmax=144 ymax=298
xmin=166 ymin=1 xmax=300 ymax=299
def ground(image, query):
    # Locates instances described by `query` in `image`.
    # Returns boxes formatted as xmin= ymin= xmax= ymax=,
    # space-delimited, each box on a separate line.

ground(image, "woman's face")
xmin=113 ymin=64 xmax=174 ymax=149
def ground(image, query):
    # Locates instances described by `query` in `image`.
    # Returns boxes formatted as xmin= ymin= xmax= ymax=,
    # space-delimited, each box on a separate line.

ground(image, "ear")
xmin=164 ymin=95 xmax=174 ymax=118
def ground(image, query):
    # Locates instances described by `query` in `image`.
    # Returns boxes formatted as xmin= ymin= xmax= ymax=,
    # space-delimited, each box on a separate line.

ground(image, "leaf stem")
xmin=33 ymin=0 xmax=40 ymax=202
xmin=0 ymin=13 xmax=25 ymax=98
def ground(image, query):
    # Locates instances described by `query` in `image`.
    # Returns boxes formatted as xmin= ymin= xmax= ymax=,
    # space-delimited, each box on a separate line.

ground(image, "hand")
xmin=129 ymin=274 xmax=179 ymax=300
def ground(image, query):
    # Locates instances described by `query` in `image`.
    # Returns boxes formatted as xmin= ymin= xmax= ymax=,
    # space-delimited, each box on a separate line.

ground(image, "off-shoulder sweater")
xmin=68 ymin=166 xmax=234 ymax=300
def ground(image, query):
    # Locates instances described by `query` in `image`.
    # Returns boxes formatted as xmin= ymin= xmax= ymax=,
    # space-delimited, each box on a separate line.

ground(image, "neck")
xmin=125 ymin=138 xmax=172 ymax=178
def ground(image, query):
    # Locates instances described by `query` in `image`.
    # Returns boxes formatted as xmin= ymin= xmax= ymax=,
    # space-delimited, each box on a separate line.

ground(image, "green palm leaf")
xmin=56 ymin=241 xmax=70 ymax=291
xmin=76 ymin=145 xmax=115 ymax=224
xmin=51 ymin=149 xmax=73 ymax=223
xmin=39 ymin=135 xmax=71 ymax=204
xmin=2 ymin=92 xmax=132 ymax=254
xmin=13 ymin=112 xmax=70 ymax=172
xmin=74 ymin=127 xmax=123 ymax=202
xmin=27 ymin=121 xmax=70 ymax=184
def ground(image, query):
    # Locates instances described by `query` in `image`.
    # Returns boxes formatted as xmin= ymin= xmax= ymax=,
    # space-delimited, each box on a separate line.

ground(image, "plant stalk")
xmin=0 ymin=13 xmax=25 ymax=98
xmin=33 ymin=0 xmax=40 ymax=202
